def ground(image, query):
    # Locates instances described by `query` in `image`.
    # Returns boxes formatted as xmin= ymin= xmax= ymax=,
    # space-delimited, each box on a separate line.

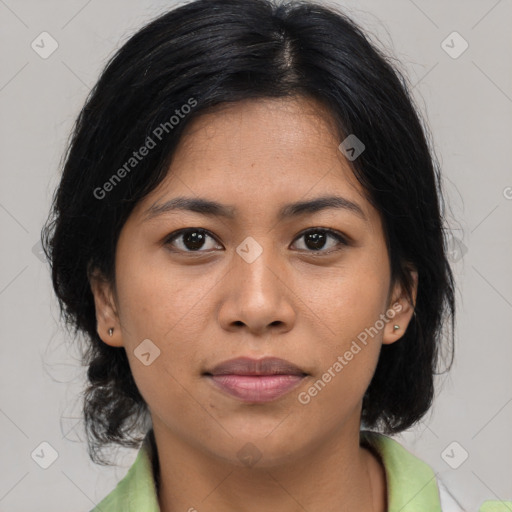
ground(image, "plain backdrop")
xmin=0 ymin=0 xmax=511 ymax=510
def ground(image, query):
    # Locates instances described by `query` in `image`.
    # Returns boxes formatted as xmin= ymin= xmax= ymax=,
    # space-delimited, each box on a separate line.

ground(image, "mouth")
xmin=203 ymin=356 xmax=308 ymax=403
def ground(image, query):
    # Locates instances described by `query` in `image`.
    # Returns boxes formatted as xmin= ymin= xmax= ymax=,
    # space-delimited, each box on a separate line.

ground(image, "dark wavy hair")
xmin=41 ymin=0 xmax=456 ymax=465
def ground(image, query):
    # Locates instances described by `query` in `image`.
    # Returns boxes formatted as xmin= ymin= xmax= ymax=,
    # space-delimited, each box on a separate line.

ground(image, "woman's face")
xmin=91 ymin=96 xmax=415 ymax=466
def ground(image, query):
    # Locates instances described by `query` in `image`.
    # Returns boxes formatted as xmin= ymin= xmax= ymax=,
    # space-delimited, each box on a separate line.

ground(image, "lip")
xmin=204 ymin=357 xmax=307 ymax=403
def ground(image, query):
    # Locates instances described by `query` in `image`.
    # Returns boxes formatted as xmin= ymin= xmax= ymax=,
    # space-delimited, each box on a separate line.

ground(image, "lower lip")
xmin=208 ymin=374 xmax=305 ymax=403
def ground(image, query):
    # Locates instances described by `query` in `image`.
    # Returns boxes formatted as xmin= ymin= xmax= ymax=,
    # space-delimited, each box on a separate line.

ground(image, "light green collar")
xmin=360 ymin=430 xmax=442 ymax=511
xmin=91 ymin=432 xmax=160 ymax=511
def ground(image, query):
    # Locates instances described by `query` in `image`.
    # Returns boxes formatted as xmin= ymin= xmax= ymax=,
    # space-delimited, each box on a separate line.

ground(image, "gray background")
xmin=1 ymin=0 xmax=511 ymax=510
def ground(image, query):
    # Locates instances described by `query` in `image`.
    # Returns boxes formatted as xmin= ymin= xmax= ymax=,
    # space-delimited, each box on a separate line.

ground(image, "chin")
xmin=204 ymin=427 xmax=312 ymax=469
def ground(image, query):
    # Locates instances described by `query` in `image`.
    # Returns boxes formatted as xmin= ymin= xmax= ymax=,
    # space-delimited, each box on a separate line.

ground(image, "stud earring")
xmin=108 ymin=327 xmax=114 ymax=336
xmin=393 ymin=325 xmax=400 ymax=331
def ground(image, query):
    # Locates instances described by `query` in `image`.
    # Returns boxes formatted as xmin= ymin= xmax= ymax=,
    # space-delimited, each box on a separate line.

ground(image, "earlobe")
xmin=88 ymin=267 xmax=124 ymax=348
xmin=382 ymin=270 xmax=418 ymax=345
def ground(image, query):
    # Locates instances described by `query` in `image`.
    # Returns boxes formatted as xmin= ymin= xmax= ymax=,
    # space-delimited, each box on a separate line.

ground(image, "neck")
xmin=151 ymin=420 xmax=387 ymax=512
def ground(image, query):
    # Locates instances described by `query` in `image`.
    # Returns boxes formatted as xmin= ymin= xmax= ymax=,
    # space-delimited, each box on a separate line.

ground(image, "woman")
xmin=42 ymin=0 xmax=503 ymax=510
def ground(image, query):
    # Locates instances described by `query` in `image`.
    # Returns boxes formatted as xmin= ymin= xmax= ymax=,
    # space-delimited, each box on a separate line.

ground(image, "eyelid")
xmin=164 ymin=227 xmax=350 ymax=254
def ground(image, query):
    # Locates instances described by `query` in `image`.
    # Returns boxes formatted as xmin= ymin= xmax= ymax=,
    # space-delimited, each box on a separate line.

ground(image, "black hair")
xmin=41 ymin=0 xmax=456 ymax=465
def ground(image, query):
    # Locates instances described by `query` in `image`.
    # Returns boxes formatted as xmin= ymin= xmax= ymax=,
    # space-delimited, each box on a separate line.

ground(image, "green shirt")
xmin=90 ymin=430 xmax=510 ymax=511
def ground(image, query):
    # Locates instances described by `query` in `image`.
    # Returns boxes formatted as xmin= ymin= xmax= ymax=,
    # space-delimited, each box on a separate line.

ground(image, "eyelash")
xmin=163 ymin=227 xmax=349 ymax=256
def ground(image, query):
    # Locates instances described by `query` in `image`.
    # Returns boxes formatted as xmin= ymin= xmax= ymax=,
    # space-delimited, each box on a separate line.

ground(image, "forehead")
xmin=132 ymin=96 xmax=374 ymax=224
xmin=175 ymin=95 xmax=344 ymax=168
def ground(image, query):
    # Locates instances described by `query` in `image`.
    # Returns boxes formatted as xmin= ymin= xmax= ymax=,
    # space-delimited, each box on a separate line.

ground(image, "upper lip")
xmin=206 ymin=357 xmax=307 ymax=376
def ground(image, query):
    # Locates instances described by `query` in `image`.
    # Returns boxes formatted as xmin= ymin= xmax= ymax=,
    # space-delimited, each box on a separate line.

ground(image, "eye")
xmin=291 ymin=228 xmax=348 ymax=254
xmin=164 ymin=227 xmax=349 ymax=254
xmin=164 ymin=228 xmax=222 ymax=252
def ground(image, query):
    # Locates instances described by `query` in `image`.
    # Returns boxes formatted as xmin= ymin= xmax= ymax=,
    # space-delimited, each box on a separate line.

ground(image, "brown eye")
xmin=292 ymin=229 xmax=348 ymax=253
xmin=165 ymin=228 xmax=222 ymax=252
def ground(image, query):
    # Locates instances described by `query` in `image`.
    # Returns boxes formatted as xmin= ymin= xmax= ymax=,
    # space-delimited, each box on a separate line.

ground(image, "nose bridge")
xmin=217 ymin=233 xmax=295 ymax=334
xmin=234 ymin=234 xmax=280 ymax=301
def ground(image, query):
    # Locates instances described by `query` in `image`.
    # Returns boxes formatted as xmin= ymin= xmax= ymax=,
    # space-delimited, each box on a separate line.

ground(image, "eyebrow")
xmin=143 ymin=195 xmax=367 ymax=222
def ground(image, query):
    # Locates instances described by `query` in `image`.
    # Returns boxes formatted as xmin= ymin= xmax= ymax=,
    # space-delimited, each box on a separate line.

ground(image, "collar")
xmin=360 ymin=430 xmax=442 ymax=511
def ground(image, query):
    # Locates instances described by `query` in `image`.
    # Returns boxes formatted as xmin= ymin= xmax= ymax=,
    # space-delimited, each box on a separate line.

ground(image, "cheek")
xmin=112 ymin=260 xmax=206 ymax=416
xmin=115 ymin=246 xmax=211 ymax=343
xmin=299 ymin=251 xmax=389 ymax=393
xmin=306 ymin=258 xmax=390 ymax=342
xmin=297 ymin=280 xmax=386 ymax=423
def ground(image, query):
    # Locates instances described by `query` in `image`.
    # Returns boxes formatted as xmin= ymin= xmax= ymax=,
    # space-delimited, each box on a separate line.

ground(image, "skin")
xmin=89 ymin=96 xmax=417 ymax=512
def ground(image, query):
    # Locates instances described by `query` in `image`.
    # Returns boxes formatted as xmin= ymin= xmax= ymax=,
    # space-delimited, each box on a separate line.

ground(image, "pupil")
xmin=184 ymin=231 xmax=205 ymax=250
xmin=306 ymin=231 xmax=326 ymax=250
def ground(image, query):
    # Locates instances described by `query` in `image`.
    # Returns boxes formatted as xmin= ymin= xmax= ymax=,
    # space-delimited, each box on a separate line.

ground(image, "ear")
xmin=88 ymin=265 xmax=123 ymax=348
xmin=382 ymin=268 xmax=418 ymax=345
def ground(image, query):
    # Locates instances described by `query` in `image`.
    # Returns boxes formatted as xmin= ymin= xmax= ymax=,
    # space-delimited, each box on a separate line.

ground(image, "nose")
xmin=217 ymin=240 xmax=296 ymax=337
